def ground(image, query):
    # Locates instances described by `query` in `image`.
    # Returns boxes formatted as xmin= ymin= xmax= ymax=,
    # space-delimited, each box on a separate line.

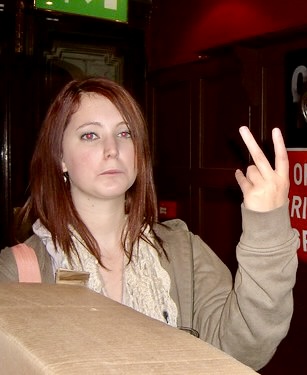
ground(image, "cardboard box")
xmin=0 ymin=284 xmax=258 ymax=374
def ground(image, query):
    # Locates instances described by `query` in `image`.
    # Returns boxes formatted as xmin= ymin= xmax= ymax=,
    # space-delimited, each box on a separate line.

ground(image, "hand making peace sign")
xmin=235 ymin=126 xmax=289 ymax=212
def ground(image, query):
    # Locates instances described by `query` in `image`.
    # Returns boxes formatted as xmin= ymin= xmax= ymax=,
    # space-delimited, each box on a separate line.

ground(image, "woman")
xmin=0 ymin=77 xmax=299 ymax=370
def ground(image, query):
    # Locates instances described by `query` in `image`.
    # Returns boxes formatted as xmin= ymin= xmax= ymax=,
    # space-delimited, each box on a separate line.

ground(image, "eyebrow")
xmin=77 ymin=121 xmax=101 ymax=130
xmin=77 ymin=121 xmax=128 ymax=130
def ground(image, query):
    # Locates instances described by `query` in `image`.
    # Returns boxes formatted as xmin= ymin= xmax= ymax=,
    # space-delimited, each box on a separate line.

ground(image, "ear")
xmin=62 ymin=160 xmax=68 ymax=173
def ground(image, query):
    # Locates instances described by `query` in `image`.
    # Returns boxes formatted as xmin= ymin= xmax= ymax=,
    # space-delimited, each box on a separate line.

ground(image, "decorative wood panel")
xmin=148 ymin=51 xmax=252 ymax=266
xmin=0 ymin=0 xmax=148 ymax=246
xmin=150 ymin=79 xmax=192 ymax=224
xmin=148 ymin=30 xmax=307 ymax=374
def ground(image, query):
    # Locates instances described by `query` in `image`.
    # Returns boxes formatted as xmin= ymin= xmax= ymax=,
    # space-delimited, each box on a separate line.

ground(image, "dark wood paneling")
xmin=0 ymin=0 xmax=149 ymax=246
xmin=199 ymin=71 xmax=250 ymax=169
xmin=0 ymin=0 xmax=15 ymax=248
xmin=148 ymin=32 xmax=307 ymax=374
xmin=148 ymin=50 xmax=254 ymax=269
xmin=153 ymin=80 xmax=191 ymax=168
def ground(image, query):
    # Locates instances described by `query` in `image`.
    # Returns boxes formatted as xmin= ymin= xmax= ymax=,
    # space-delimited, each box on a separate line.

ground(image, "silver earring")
xmin=63 ymin=172 xmax=68 ymax=183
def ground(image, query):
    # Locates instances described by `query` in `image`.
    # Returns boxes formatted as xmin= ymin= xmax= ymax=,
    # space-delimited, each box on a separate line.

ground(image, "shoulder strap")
xmin=11 ymin=243 xmax=42 ymax=283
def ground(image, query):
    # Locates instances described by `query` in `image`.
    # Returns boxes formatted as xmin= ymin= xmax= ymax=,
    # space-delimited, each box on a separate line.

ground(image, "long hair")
xmin=19 ymin=77 xmax=164 ymax=265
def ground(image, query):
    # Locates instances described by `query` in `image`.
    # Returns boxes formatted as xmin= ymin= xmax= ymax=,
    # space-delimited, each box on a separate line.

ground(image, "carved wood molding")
xmin=44 ymin=41 xmax=124 ymax=83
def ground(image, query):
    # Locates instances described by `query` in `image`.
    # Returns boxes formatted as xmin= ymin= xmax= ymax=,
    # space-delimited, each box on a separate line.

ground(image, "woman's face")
xmin=61 ymin=93 xmax=137 ymax=206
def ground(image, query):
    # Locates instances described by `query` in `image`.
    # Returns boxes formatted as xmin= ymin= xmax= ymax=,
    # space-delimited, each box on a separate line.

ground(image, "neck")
xmin=73 ymin=196 xmax=127 ymax=256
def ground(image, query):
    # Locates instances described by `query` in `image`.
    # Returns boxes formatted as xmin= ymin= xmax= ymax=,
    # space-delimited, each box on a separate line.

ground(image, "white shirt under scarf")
xmin=32 ymin=220 xmax=178 ymax=327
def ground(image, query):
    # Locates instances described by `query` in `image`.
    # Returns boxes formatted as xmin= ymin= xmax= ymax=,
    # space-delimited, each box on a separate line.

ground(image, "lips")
xmin=100 ymin=169 xmax=122 ymax=175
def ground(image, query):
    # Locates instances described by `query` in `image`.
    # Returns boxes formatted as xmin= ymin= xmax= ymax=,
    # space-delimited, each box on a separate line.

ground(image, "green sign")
xmin=35 ymin=0 xmax=128 ymax=23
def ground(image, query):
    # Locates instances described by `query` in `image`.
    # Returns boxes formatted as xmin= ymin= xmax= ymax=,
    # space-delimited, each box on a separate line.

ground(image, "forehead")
xmin=77 ymin=92 xmax=113 ymax=109
xmin=69 ymin=93 xmax=123 ymax=122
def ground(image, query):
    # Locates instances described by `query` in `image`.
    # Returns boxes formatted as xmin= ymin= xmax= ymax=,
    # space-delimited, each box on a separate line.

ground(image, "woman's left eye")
xmin=118 ymin=130 xmax=131 ymax=138
xmin=81 ymin=132 xmax=98 ymax=141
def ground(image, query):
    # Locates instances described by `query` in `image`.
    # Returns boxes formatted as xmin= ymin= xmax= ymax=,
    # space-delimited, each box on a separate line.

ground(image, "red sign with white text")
xmin=288 ymin=148 xmax=307 ymax=262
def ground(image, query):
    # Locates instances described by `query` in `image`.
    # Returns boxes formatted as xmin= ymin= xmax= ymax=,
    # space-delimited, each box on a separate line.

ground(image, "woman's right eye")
xmin=81 ymin=132 xmax=98 ymax=141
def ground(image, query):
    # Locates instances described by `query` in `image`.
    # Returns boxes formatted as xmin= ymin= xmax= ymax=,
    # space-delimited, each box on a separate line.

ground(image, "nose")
xmin=103 ymin=135 xmax=119 ymax=159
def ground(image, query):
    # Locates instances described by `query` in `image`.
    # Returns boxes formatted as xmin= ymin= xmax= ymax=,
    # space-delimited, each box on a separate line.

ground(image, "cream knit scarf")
xmin=32 ymin=220 xmax=178 ymax=327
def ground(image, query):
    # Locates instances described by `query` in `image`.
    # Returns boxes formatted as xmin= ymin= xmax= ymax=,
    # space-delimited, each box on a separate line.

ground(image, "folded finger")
xmin=235 ymin=169 xmax=250 ymax=192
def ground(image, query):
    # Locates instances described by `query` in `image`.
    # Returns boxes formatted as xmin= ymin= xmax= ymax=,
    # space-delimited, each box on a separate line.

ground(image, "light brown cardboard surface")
xmin=0 ymin=283 xmax=258 ymax=374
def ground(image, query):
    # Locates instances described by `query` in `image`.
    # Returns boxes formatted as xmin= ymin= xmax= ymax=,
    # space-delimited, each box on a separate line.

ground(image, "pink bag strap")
xmin=11 ymin=243 xmax=42 ymax=283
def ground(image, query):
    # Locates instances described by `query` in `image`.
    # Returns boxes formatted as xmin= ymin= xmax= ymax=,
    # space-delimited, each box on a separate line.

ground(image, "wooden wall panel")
xmin=199 ymin=185 xmax=242 ymax=271
xmin=0 ymin=0 xmax=15 ymax=248
xmin=153 ymin=81 xmax=191 ymax=168
xmin=148 ymin=51 xmax=252 ymax=266
xmin=200 ymin=73 xmax=250 ymax=169
xmin=148 ymin=32 xmax=307 ymax=374
xmin=151 ymin=79 xmax=192 ymax=224
xmin=0 ymin=0 xmax=149 ymax=246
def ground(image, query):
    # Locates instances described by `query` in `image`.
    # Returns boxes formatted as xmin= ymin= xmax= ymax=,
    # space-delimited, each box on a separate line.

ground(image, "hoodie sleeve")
xmin=192 ymin=202 xmax=299 ymax=370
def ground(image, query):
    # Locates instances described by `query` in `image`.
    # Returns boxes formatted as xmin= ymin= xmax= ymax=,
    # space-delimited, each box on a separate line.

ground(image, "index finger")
xmin=239 ymin=126 xmax=272 ymax=177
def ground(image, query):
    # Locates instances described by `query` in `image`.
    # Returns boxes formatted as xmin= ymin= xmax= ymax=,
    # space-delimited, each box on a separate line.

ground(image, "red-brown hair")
xmin=20 ymin=77 xmax=164 ymax=265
